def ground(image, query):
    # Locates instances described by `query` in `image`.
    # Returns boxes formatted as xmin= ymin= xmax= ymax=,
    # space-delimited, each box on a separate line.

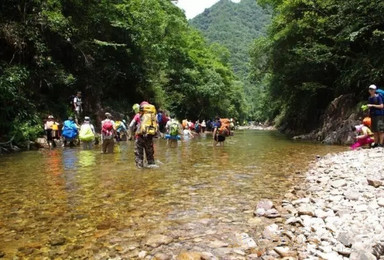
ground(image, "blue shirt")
xmin=369 ymin=95 xmax=384 ymax=116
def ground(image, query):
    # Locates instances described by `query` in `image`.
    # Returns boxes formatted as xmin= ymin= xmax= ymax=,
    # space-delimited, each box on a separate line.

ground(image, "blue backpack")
xmin=62 ymin=120 xmax=78 ymax=139
xmin=376 ymin=89 xmax=384 ymax=100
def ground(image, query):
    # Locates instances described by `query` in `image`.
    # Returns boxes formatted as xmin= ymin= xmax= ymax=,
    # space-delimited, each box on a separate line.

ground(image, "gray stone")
xmin=331 ymin=179 xmax=347 ymax=188
xmin=297 ymin=205 xmax=315 ymax=217
xmin=254 ymin=208 xmax=265 ymax=216
xmin=256 ymin=199 xmax=274 ymax=210
xmin=377 ymin=198 xmax=384 ymax=207
xmin=337 ymin=232 xmax=354 ymax=247
xmin=344 ymin=191 xmax=360 ymax=201
xmin=350 ymin=250 xmax=376 ymax=260
xmin=264 ymin=208 xmax=280 ymax=218
xmin=263 ymin=224 xmax=279 ymax=240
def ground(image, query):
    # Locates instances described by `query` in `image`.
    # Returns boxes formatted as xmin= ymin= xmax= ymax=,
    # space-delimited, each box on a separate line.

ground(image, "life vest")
xmin=79 ymin=124 xmax=95 ymax=141
xmin=218 ymin=118 xmax=231 ymax=136
xmin=137 ymin=104 xmax=158 ymax=136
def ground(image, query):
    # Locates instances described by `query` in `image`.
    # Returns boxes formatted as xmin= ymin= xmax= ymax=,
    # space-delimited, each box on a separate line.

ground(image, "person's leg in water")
xmin=144 ymin=136 xmax=155 ymax=165
xmin=135 ymin=136 xmax=145 ymax=168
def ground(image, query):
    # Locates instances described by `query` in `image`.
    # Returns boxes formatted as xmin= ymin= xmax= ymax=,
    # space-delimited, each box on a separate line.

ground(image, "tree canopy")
xmin=0 ymin=0 xmax=245 ymax=143
xmin=251 ymin=0 xmax=384 ymax=133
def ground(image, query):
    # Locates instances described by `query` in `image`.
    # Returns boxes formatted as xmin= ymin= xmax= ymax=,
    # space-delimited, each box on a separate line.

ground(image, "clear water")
xmin=0 ymin=130 xmax=345 ymax=258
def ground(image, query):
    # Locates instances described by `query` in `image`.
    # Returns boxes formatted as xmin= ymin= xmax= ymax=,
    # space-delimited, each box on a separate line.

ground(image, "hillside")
xmin=190 ymin=0 xmax=271 ymax=80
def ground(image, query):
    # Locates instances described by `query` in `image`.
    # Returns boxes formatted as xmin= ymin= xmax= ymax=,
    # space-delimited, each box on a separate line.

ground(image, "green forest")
xmin=191 ymin=0 xmax=271 ymax=120
xmin=0 ymin=0 xmax=246 ymax=144
xmin=2 ymin=0 xmax=384 ymax=145
xmin=191 ymin=0 xmax=271 ymax=80
xmin=251 ymin=0 xmax=384 ymax=134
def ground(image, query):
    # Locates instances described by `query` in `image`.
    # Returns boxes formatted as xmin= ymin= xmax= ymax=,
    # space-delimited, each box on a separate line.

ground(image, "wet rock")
xmin=18 ymin=247 xmax=34 ymax=255
xmin=273 ymin=247 xmax=296 ymax=257
xmin=145 ymin=235 xmax=173 ymax=248
xmin=256 ymin=200 xmax=274 ymax=211
xmin=234 ymin=233 xmax=257 ymax=249
xmin=367 ymin=178 xmax=383 ymax=188
xmin=264 ymin=208 xmax=280 ymax=218
xmin=254 ymin=208 xmax=265 ymax=216
xmin=262 ymin=224 xmax=279 ymax=240
xmin=49 ymin=236 xmax=66 ymax=246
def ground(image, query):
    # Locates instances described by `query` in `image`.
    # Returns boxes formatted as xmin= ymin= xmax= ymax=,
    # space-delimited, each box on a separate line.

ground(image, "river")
xmin=0 ymin=130 xmax=346 ymax=259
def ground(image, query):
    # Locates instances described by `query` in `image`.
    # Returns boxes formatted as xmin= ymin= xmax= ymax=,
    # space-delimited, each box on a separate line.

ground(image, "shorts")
xmin=371 ymin=116 xmax=384 ymax=132
xmin=215 ymin=135 xmax=226 ymax=142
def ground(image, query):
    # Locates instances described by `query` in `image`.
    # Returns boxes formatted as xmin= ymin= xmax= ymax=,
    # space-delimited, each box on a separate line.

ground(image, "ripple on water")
xmin=0 ymin=130 xmax=345 ymax=258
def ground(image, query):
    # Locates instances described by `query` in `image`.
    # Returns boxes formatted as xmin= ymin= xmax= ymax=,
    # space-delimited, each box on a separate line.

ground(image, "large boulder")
xmin=293 ymin=94 xmax=361 ymax=145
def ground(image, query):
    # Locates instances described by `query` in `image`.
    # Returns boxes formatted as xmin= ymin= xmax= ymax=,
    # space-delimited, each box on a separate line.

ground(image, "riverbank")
xmin=256 ymin=148 xmax=384 ymax=259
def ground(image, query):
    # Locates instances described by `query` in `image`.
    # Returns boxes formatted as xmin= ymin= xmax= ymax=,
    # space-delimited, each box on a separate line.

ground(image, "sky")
xmin=174 ymin=0 xmax=225 ymax=19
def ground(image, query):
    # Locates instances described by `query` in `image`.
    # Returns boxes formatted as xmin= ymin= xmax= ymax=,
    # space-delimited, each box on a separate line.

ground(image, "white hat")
xmin=369 ymin=84 xmax=377 ymax=90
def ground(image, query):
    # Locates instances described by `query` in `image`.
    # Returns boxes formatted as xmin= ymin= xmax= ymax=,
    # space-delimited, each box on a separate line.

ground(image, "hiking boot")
xmin=146 ymin=164 xmax=159 ymax=169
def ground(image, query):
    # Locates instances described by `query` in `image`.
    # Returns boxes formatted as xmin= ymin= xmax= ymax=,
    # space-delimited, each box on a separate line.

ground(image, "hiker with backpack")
xmin=62 ymin=116 xmax=79 ymax=147
xmin=115 ymin=119 xmax=128 ymax=142
xmin=44 ymin=115 xmax=60 ymax=148
xmin=367 ymin=84 xmax=384 ymax=147
xmin=165 ymin=114 xmax=181 ymax=147
xmin=129 ymin=101 xmax=158 ymax=168
xmin=101 ymin=112 xmax=115 ymax=153
xmin=213 ymin=117 xmax=231 ymax=146
xmin=79 ymin=116 xmax=96 ymax=150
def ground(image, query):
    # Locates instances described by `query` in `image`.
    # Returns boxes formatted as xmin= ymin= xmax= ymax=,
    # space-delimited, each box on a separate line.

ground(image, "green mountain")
xmin=190 ymin=0 xmax=271 ymax=80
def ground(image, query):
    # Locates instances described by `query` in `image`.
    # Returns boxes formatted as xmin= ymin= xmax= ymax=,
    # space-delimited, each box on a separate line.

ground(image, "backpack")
xmin=137 ymin=104 xmax=158 ymax=136
xmin=79 ymin=124 xmax=95 ymax=141
xmin=157 ymin=113 xmax=163 ymax=124
xmin=62 ymin=120 xmax=78 ymax=139
xmin=195 ymin=123 xmax=201 ymax=132
xmin=102 ymin=120 xmax=114 ymax=139
xmin=218 ymin=118 xmax=231 ymax=136
xmin=376 ymin=89 xmax=384 ymax=100
xmin=169 ymin=121 xmax=179 ymax=136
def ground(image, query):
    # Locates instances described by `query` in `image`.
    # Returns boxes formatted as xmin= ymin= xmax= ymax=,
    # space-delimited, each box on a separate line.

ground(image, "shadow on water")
xmin=0 ymin=130 xmax=346 ymax=258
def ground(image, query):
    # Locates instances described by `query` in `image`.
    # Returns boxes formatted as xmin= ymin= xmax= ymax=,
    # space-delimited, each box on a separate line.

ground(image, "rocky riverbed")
xmin=255 ymin=148 xmax=384 ymax=259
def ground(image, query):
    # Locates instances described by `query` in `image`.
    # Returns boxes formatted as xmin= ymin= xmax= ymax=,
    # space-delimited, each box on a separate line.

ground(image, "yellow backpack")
xmin=137 ymin=104 xmax=158 ymax=136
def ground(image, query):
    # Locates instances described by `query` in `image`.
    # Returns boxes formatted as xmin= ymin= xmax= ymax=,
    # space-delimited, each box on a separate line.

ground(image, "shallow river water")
xmin=0 ymin=130 xmax=346 ymax=259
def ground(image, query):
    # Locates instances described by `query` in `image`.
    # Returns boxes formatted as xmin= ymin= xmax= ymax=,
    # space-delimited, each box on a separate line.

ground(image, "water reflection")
xmin=0 ymin=130 xmax=346 ymax=258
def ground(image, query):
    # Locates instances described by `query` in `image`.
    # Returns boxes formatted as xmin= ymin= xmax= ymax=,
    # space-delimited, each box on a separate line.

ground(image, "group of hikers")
xmin=43 ymin=95 xmax=235 ymax=168
xmin=351 ymin=84 xmax=384 ymax=150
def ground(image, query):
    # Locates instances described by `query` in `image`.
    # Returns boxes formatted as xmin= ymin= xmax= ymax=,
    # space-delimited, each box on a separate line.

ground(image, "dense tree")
xmin=251 ymin=0 xmax=384 ymax=133
xmin=0 ymin=0 xmax=244 ymax=144
xmin=190 ymin=0 xmax=271 ymax=121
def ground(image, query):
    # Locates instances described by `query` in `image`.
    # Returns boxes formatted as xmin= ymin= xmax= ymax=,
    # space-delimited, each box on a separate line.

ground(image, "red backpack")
xmin=102 ymin=120 xmax=114 ymax=137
